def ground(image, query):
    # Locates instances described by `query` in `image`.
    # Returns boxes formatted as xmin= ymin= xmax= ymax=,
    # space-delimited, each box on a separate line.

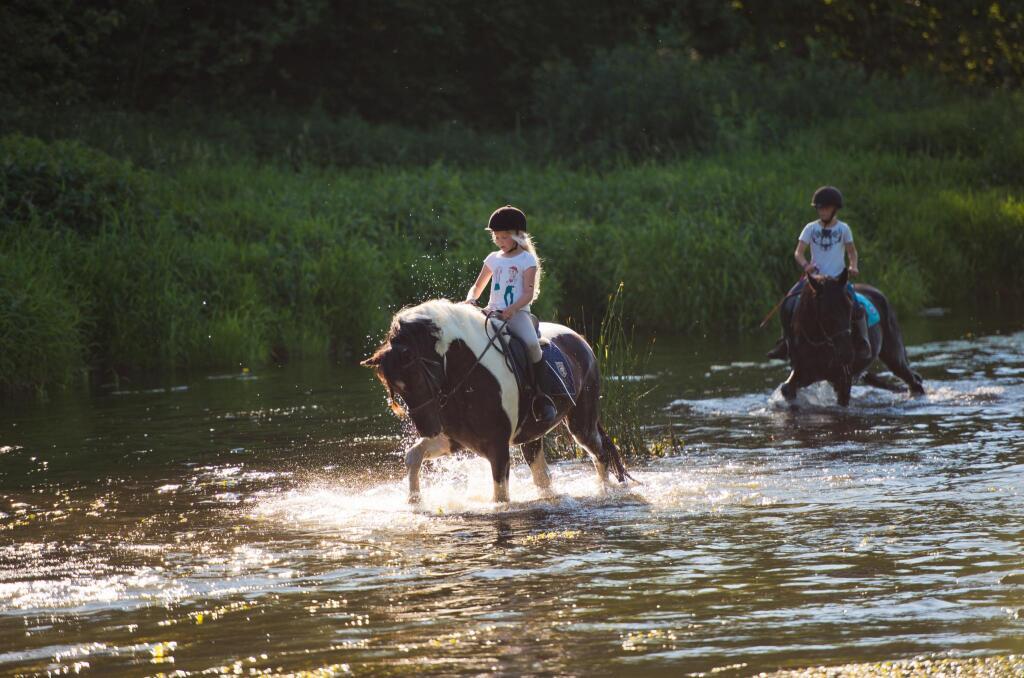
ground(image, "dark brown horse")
xmin=361 ymin=300 xmax=630 ymax=503
xmin=780 ymin=269 xmax=925 ymax=406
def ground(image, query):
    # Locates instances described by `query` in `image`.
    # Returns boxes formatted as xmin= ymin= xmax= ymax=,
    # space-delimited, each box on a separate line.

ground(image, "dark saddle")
xmin=486 ymin=313 xmax=576 ymax=407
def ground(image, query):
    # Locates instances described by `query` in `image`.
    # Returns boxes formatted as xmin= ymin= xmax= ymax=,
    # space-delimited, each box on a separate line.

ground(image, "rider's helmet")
xmin=811 ymin=186 xmax=844 ymax=209
xmin=486 ymin=205 xmax=528 ymax=232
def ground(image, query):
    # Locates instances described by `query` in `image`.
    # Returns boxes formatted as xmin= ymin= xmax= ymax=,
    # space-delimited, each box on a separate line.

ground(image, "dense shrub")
xmin=0 ymin=231 xmax=83 ymax=394
xmin=2 ymin=82 xmax=1023 ymax=396
xmin=0 ymin=134 xmax=148 ymax=236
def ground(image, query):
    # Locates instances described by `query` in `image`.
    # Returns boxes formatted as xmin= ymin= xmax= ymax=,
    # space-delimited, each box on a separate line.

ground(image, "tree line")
xmin=3 ymin=0 xmax=1021 ymax=129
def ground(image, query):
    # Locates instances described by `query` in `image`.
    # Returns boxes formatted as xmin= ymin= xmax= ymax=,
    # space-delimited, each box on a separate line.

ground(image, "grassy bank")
xmin=2 ymin=93 xmax=1023 ymax=395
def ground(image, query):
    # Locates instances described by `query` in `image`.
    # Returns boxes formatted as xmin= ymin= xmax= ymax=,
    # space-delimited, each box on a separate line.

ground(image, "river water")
xmin=1 ymin=312 xmax=1022 ymax=676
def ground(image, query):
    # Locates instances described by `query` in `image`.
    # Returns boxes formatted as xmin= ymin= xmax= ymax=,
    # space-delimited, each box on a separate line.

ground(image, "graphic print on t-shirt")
xmin=502 ymin=266 xmax=520 ymax=307
xmin=812 ymin=227 xmax=843 ymax=251
xmin=485 ymin=249 xmax=536 ymax=311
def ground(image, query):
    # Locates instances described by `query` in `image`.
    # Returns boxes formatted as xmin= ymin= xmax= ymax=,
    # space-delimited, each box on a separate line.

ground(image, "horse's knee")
xmin=405 ymin=446 xmax=424 ymax=470
xmin=405 ymin=436 xmax=450 ymax=500
xmin=529 ymin=455 xmax=552 ymax=490
xmin=407 ymin=435 xmax=449 ymax=468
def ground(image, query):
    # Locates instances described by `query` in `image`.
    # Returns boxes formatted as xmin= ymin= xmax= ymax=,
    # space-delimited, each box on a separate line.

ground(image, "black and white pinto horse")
xmin=780 ymin=269 xmax=925 ymax=406
xmin=362 ymin=300 xmax=631 ymax=503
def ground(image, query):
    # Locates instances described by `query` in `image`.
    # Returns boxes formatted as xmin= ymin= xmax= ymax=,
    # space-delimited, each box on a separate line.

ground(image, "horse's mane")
xmin=397 ymin=299 xmax=483 ymax=352
xmin=363 ymin=298 xmax=517 ymax=423
xmin=365 ymin=299 xmax=483 ymax=365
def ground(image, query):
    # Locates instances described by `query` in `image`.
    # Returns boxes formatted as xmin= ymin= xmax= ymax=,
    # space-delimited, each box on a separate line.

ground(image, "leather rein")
xmin=403 ymin=312 xmax=508 ymax=415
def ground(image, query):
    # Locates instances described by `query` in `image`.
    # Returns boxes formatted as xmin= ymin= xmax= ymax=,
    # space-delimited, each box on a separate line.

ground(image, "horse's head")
xmin=361 ymin=316 xmax=445 ymax=438
xmin=801 ymin=268 xmax=855 ymax=364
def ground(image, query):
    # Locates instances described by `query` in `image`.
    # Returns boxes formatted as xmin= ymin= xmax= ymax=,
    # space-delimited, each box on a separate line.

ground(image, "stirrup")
xmin=532 ymin=394 xmax=556 ymax=423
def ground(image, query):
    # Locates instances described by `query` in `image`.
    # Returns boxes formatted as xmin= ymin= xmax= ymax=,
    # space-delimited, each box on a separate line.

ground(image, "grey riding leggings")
xmin=492 ymin=311 xmax=542 ymax=363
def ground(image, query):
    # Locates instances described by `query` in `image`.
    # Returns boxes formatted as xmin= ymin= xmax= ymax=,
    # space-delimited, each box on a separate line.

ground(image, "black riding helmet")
xmin=486 ymin=205 xmax=528 ymax=232
xmin=811 ymin=186 xmax=844 ymax=209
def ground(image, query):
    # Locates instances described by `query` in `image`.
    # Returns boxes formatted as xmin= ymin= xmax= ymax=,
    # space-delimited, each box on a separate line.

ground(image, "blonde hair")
xmin=492 ymin=230 xmax=542 ymax=300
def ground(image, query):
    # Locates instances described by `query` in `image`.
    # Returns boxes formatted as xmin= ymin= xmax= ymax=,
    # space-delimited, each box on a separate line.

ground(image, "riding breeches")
xmin=496 ymin=311 xmax=542 ymax=364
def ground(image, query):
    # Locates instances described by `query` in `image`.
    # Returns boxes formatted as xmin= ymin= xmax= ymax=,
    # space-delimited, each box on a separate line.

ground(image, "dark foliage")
xmin=2 ymin=1 xmax=1021 ymax=127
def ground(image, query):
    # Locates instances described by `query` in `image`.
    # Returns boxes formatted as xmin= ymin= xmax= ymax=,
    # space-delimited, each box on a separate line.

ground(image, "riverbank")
xmin=2 ymin=93 xmax=1022 ymax=394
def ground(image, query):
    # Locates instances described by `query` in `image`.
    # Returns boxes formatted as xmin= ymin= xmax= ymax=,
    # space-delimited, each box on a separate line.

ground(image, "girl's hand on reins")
xmin=498 ymin=308 xmax=514 ymax=321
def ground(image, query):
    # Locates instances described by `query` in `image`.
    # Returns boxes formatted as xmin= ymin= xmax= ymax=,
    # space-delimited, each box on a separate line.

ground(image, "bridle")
xmin=797 ymin=294 xmax=853 ymax=372
xmin=401 ymin=313 xmax=509 ymax=416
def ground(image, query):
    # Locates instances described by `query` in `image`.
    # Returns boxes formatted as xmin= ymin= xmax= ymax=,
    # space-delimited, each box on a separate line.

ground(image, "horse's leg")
xmin=570 ymin=425 xmax=609 ymax=490
xmin=488 ymin=444 xmax=512 ymax=503
xmin=564 ymin=417 xmax=628 ymax=491
xmin=781 ymin=370 xmax=802 ymax=401
xmin=832 ymin=372 xmax=853 ymax=407
xmin=405 ymin=434 xmax=451 ymax=503
xmin=521 ymin=438 xmax=553 ymax=495
xmin=862 ymin=372 xmax=904 ymax=392
xmin=878 ymin=332 xmax=925 ymax=395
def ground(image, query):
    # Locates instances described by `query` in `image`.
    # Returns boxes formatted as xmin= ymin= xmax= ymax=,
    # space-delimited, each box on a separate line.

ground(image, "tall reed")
xmin=594 ymin=282 xmax=654 ymax=458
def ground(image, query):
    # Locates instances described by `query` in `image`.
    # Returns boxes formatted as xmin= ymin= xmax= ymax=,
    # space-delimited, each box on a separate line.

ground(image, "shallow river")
xmin=1 ymin=312 xmax=1022 ymax=676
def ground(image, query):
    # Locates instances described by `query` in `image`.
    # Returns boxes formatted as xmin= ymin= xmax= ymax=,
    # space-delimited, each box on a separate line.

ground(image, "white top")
xmin=799 ymin=220 xmax=854 ymax=278
xmin=483 ymin=249 xmax=538 ymax=311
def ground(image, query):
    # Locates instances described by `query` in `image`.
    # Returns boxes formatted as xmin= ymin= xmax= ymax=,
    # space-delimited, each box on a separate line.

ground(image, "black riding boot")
xmin=766 ymin=336 xmax=788 ymax=360
xmin=767 ymin=317 xmax=797 ymax=360
xmin=767 ymin=295 xmax=799 ymax=360
xmin=530 ymin=359 xmax=557 ymax=426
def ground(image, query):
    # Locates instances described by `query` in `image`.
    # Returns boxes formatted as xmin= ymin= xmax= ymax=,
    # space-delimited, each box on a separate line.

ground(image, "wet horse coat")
xmin=362 ymin=300 xmax=630 ymax=502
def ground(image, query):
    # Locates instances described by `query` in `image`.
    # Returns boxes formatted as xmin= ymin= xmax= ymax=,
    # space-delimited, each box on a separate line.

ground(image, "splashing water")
xmin=1 ymin=324 xmax=1022 ymax=675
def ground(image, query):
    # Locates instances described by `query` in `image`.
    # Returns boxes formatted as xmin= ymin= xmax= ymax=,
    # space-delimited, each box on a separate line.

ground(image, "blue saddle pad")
xmin=855 ymin=292 xmax=880 ymax=327
xmin=540 ymin=342 xmax=575 ymax=399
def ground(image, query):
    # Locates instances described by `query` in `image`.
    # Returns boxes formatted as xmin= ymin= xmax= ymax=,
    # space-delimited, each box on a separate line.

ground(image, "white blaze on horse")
xmin=361 ymin=299 xmax=631 ymax=503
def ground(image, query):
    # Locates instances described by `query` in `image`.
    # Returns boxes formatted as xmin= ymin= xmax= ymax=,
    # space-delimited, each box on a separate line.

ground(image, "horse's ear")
xmin=807 ymin=275 xmax=823 ymax=294
xmin=361 ymin=344 xmax=389 ymax=367
xmin=838 ymin=267 xmax=849 ymax=285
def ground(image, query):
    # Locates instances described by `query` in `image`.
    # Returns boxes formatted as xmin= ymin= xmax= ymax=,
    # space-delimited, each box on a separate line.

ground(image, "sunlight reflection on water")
xmin=1 ymin=328 xmax=1022 ymax=674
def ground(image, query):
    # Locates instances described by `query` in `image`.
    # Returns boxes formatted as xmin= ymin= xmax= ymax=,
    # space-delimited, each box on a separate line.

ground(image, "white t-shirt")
xmin=799 ymin=220 xmax=854 ymax=278
xmin=484 ymin=249 xmax=538 ymax=311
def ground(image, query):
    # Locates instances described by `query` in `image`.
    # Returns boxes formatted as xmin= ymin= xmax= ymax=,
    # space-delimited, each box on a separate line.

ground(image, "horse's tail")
xmin=597 ymin=422 xmax=638 ymax=484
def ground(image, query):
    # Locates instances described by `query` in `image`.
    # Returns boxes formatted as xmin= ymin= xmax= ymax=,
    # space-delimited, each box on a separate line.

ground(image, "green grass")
xmin=2 ymin=91 xmax=1023 ymax=395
